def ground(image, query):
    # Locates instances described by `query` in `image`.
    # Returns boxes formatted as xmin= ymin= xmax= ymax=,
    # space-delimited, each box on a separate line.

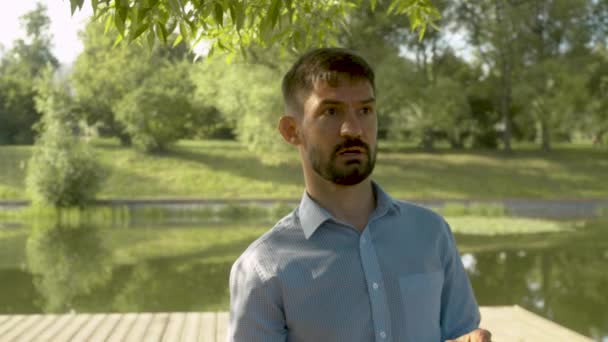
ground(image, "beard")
xmin=308 ymin=138 xmax=377 ymax=186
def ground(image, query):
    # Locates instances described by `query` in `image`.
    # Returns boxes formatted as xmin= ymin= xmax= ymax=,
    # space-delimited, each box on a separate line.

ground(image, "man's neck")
xmin=305 ymin=177 xmax=376 ymax=232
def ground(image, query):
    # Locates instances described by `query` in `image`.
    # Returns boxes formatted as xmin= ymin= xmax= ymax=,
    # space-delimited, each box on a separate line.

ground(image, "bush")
xmin=114 ymin=62 xmax=196 ymax=153
xmin=26 ymin=67 xmax=105 ymax=208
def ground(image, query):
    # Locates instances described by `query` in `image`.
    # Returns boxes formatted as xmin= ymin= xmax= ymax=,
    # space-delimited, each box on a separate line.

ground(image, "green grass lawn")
xmin=1 ymin=139 xmax=607 ymax=200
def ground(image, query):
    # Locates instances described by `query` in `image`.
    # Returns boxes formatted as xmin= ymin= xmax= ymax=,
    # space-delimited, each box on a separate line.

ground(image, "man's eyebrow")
xmin=318 ymin=97 xmax=376 ymax=106
xmin=360 ymin=97 xmax=376 ymax=104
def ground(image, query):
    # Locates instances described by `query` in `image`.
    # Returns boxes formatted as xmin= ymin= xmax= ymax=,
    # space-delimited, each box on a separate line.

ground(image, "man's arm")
xmin=228 ymin=255 xmax=287 ymax=342
xmin=440 ymin=221 xmax=483 ymax=340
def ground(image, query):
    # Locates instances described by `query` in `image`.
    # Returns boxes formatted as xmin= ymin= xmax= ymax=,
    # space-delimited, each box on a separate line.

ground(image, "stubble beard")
xmin=309 ymin=141 xmax=377 ymax=186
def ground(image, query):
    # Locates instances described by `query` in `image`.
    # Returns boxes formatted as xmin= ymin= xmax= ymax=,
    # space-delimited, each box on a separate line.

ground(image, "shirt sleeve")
xmin=228 ymin=253 xmax=287 ymax=342
xmin=440 ymin=221 xmax=481 ymax=340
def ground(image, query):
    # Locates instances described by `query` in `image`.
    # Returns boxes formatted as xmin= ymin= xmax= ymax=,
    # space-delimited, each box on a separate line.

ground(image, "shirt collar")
xmin=297 ymin=181 xmax=401 ymax=239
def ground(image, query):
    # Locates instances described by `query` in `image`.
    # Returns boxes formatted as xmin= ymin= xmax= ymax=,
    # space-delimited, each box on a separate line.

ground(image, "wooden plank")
xmin=513 ymin=306 xmax=591 ymax=341
xmin=480 ymin=306 xmax=592 ymax=342
xmin=199 ymin=312 xmax=216 ymax=342
xmin=0 ymin=307 xmax=591 ymax=342
xmin=215 ymin=312 xmax=229 ymax=342
xmin=0 ymin=316 xmax=10 ymax=327
xmin=36 ymin=314 xmax=73 ymax=341
xmin=480 ymin=307 xmax=522 ymax=341
xmin=104 ymin=313 xmax=138 ymax=342
xmin=142 ymin=313 xmax=170 ymax=341
xmin=88 ymin=313 xmax=122 ymax=342
xmin=181 ymin=312 xmax=201 ymax=342
xmin=68 ymin=314 xmax=107 ymax=341
xmin=0 ymin=314 xmax=42 ymax=341
xmin=52 ymin=313 xmax=92 ymax=341
xmin=161 ymin=312 xmax=186 ymax=342
xmin=122 ymin=313 xmax=154 ymax=341
xmin=0 ymin=315 xmax=26 ymax=337
xmin=13 ymin=314 xmax=57 ymax=342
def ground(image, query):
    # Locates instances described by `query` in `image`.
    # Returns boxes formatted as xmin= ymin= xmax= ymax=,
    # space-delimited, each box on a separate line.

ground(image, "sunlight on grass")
xmin=446 ymin=216 xmax=574 ymax=235
xmin=1 ymin=139 xmax=607 ymax=200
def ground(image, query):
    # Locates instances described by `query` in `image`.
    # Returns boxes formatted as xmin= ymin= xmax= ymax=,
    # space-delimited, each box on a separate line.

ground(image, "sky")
xmin=0 ymin=1 xmax=92 ymax=64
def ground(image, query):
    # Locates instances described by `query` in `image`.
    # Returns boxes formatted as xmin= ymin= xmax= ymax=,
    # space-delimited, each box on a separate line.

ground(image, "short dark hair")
xmin=281 ymin=48 xmax=375 ymax=115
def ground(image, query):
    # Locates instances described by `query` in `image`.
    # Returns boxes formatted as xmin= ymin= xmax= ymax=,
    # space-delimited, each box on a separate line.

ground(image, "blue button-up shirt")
xmin=229 ymin=183 xmax=480 ymax=342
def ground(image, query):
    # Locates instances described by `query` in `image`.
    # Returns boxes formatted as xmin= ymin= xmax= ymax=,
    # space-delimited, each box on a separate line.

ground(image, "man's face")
xmin=297 ymin=77 xmax=377 ymax=186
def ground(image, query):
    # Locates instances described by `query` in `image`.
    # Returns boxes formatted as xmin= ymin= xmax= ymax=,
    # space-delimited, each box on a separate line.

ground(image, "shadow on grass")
xmin=376 ymin=148 xmax=608 ymax=199
xmin=166 ymin=146 xmax=302 ymax=187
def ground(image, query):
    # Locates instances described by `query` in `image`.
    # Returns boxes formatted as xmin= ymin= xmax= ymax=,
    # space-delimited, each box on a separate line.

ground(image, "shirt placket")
xmin=359 ymin=225 xmax=392 ymax=342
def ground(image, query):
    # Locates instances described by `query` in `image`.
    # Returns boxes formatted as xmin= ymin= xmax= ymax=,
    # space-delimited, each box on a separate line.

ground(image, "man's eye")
xmin=361 ymin=107 xmax=373 ymax=115
xmin=324 ymin=108 xmax=337 ymax=115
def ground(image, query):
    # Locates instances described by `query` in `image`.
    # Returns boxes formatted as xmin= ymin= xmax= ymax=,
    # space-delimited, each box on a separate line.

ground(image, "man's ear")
xmin=278 ymin=115 xmax=300 ymax=146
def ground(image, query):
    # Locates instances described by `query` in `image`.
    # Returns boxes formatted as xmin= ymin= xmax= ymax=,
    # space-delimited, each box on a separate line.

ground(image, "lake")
xmin=0 ymin=209 xmax=606 ymax=340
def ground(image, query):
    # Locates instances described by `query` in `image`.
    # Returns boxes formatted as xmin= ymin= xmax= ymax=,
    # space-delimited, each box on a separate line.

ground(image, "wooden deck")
xmin=0 ymin=306 xmax=592 ymax=341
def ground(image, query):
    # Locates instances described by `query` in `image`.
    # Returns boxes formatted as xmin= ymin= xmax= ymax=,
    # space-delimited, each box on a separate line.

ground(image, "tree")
xmin=26 ymin=67 xmax=105 ymax=208
xmin=585 ymin=46 xmax=608 ymax=145
xmin=68 ymin=0 xmax=439 ymax=54
xmin=193 ymin=53 xmax=291 ymax=163
xmin=0 ymin=3 xmax=58 ymax=144
xmin=72 ymin=19 xmax=199 ymax=146
xmin=114 ymin=61 xmax=197 ymax=152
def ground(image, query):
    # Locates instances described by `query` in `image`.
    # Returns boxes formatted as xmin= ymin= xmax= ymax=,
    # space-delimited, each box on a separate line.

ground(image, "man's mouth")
xmin=338 ymin=148 xmax=365 ymax=156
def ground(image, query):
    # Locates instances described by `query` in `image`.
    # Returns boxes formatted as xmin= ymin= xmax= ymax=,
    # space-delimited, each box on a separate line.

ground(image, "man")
xmin=229 ymin=48 xmax=490 ymax=342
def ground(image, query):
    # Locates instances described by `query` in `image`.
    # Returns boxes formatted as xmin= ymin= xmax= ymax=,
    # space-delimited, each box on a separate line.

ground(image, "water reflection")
xmin=0 ymin=216 xmax=606 ymax=339
xmin=463 ymin=221 xmax=608 ymax=340
xmin=25 ymin=221 xmax=112 ymax=312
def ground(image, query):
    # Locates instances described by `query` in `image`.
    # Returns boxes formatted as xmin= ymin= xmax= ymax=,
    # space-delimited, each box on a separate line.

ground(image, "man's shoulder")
xmin=231 ymin=209 xmax=302 ymax=279
xmin=393 ymin=199 xmax=446 ymax=224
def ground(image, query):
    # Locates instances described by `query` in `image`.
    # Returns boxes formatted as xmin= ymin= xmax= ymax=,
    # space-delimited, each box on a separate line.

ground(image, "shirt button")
xmin=380 ymin=331 xmax=387 ymax=339
xmin=372 ymin=282 xmax=379 ymax=290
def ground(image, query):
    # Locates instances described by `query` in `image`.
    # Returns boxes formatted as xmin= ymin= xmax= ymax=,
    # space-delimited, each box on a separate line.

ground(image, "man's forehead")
xmin=310 ymin=73 xmax=372 ymax=90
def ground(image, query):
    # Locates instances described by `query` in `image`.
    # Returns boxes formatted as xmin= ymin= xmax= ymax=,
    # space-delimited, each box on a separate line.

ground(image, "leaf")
xmin=172 ymin=34 xmax=184 ymax=47
xmin=229 ymin=3 xmax=237 ymax=27
xmin=166 ymin=19 xmax=178 ymax=36
xmin=104 ymin=13 xmax=113 ymax=34
xmin=115 ymin=0 xmax=128 ymax=23
xmin=147 ymin=29 xmax=156 ymax=48
xmin=179 ymin=22 xmax=189 ymax=40
xmin=156 ymin=21 xmax=168 ymax=42
xmin=130 ymin=23 xmax=149 ymax=42
xmin=213 ymin=3 xmax=224 ymax=26
xmin=70 ymin=0 xmax=85 ymax=15
xmin=235 ymin=1 xmax=246 ymax=31
xmin=370 ymin=0 xmax=377 ymax=12
xmin=167 ymin=0 xmax=182 ymax=14
xmin=112 ymin=34 xmax=124 ymax=48
xmin=91 ymin=0 xmax=99 ymax=13
xmin=267 ymin=0 xmax=281 ymax=29
xmin=114 ymin=10 xmax=126 ymax=36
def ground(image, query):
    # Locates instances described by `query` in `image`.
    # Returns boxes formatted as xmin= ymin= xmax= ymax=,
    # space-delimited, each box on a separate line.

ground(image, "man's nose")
xmin=340 ymin=110 xmax=363 ymax=138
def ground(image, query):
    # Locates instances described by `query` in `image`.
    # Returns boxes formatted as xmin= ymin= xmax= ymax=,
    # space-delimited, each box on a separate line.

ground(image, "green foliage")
xmin=26 ymin=68 xmax=105 ymax=208
xmin=72 ymin=20 xmax=196 ymax=146
xmin=0 ymin=3 xmax=58 ymax=145
xmin=113 ymin=62 xmax=196 ymax=152
xmin=194 ymin=54 xmax=292 ymax=163
xmin=69 ymin=0 xmax=438 ymax=54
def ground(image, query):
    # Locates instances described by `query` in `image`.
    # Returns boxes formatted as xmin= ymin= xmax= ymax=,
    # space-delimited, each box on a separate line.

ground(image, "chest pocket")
xmin=399 ymin=271 xmax=443 ymax=342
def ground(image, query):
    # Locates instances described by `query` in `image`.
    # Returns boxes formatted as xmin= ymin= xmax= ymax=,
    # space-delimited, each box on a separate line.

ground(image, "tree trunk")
xmin=496 ymin=0 xmax=513 ymax=153
xmin=540 ymin=118 xmax=551 ymax=152
xmin=593 ymin=129 xmax=606 ymax=146
xmin=421 ymin=128 xmax=435 ymax=151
